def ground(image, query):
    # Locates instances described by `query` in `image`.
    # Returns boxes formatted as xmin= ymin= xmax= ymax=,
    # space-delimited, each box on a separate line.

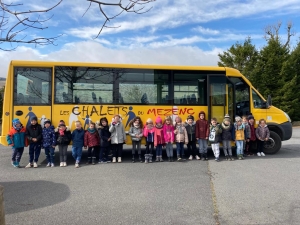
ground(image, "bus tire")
xmin=263 ymin=131 xmax=281 ymax=154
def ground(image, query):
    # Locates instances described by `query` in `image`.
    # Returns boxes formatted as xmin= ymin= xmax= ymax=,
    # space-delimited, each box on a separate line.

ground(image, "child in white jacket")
xmin=174 ymin=117 xmax=188 ymax=161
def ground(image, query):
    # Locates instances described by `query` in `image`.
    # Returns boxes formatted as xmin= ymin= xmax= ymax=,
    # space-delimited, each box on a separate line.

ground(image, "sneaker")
xmin=15 ymin=162 xmax=20 ymax=168
xmin=189 ymin=155 xmax=193 ymax=160
xmin=230 ymin=156 xmax=234 ymax=161
xmin=196 ymin=155 xmax=200 ymax=160
xmin=46 ymin=163 xmax=51 ymax=167
xmin=217 ymin=157 xmax=220 ymax=162
xmin=64 ymin=162 xmax=67 ymax=167
xmin=112 ymin=157 xmax=116 ymax=163
xmin=25 ymin=163 xmax=33 ymax=168
xmin=99 ymin=161 xmax=107 ymax=164
xmin=177 ymin=157 xmax=182 ymax=161
xmin=12 ymin=161 xmax=17 ymax=167
xmin=159 ymin=157 xmax=164 ymax=162
xmin=257 ymin=152 xmax=261 ymax=157
xmin=33 ymin=162 xmax=38 ymax=168
xmin=117 ymin=157 xmax=122 ymax=163
xmin=11 ymin=161 xmax=14 ymax=166
xmin=261 ymin=152 xmax=265 ymax=156
xmin=225 ymin=155 xmax=229 ymax=161
xmin=75 ymin=163 xmax=79 ymax=168
xmin=51 ymin=163 xmax=55 ymax=167
xmin=60 ymin=162 xmax=63 ymax=167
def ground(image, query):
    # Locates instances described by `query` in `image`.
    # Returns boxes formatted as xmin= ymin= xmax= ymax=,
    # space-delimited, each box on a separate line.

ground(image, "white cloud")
xmin=0 ymin=41 xmax=221 ymax=78
xmin=192 ymin=26 xmax=220 ymax=35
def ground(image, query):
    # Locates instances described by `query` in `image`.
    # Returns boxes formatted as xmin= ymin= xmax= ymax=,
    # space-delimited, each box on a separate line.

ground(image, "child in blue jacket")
xmin=72 ymin=121 xmax=85 ymax=168
xmin=42 ymin=119 xmax=56 ymax=167
xmin=6 ymin=118 xmax=28 ymax=167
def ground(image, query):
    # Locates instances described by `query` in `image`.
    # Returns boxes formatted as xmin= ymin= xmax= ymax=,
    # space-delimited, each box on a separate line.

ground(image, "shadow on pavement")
xmin=1 ymin=180 xmax=70 ymax=214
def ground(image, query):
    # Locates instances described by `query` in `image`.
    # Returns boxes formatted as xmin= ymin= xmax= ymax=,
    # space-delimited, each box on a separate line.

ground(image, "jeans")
xmin=222 ymin=140 xmax=232 ymax=156
xmin=58 ymin=144 xmax=68 ymax=162
xmin=29 ymin=143 xmax=41 ymax=163
xmin=132 ymin=141 xmax=141 ymax=155
xmin=198 ymin=139 xmax=208 ymax=154
xmin=187 ymin=140 xmax=198 ymax=156
xmin=72 ymin=146 xmax=82 ymax=163
xmin=44 ymin=147 xmax=55 ymax=164
xmin=112 ymin=144 xmax=123 ymax=158
xmin=12 ymin=147 xmax=24 ymax=162
xmin=165 ymin=143 xmax=173 ymax=157
xmin=257 ymin=140 xmax=265 ymax=153
xmin=99 ymin=146 xmax=108 ymax=161
xmin=211 ymin=143 xmax=220 ymax=158
xmin=176 ymin=142 xmax=184 ymax=158
xmin=236 ymin=140 xmax=244 ymax=155
xmin=145 ymin=141 xmax=154 ymax=154
xmin=156 ymin=144 xmax=163 ymax=157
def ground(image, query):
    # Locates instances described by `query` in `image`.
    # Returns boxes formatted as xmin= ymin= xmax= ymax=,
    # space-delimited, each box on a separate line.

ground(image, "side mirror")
xmin=267 ymin=95 xmax=272 ymax=106
xmin=261 ymin=101 xmax=268 ymax=109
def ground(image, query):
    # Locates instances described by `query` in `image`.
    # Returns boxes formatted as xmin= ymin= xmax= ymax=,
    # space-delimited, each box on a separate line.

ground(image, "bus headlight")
xmin=284 ymin=112 xmax=291 ymax=122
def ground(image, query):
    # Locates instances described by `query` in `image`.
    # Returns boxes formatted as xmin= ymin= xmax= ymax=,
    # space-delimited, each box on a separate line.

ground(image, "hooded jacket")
xmin=99 ymin=125 xmax=111 ymax=147
xmin=143 ymin=124 xmax=155 ymax=142
xmin=185 ymin=122 xmax=196 ymax=141
xmin=128 ymin=125 xmax=143 ymax=141
xmin=255 ymin=124 xmax=270 ymax=140
xmin=209 ymin=123 xmax=222 ymax=143
xmin=109 ymin=122 xmax=126 ymax=144
xmin=72 ymin=128 xmax=85 ymax=147
xmin=174 ymin=124 xmax=188 ymax=143
xmin=163 ymin=124 xmax=175 ymax=143
xmin=195 ymin=111 xmax=209 ymax=139
xmin=42 ymin=125 xmax=56 ymax=148
xmin=84 ymin=129 xmax=100 ymax=147
xmin=7 ymin=126 xmax=28 ymax=148
xmin=55 ymin=127 xmax=72 ymax=145
xmin=26 ymin=123 xmax=43 ymax=144
xmin=154 ymin=124 xmax=164 ymax=146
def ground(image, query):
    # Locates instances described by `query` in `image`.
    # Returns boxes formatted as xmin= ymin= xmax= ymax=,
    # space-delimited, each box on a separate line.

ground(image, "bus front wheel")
xmin=263 ymin=131 xmax=282 ymax=154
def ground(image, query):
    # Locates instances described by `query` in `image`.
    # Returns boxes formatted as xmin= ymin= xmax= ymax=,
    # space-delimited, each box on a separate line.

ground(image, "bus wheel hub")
xmin=264 ymin=138 xmax=275 ymax=149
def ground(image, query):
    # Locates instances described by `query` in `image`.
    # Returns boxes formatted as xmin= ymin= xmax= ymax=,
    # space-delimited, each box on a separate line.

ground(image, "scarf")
xmin=221 ymin=122 xmax=231 ymax=131
xmin=235 ymin=123 xmax=245 ymax=130
xmin=88 ymin=128 xmax=96 ymax=133
xmin=155 ymin=124 xmax=163 ymax=129
xmin=59 ymin=129 xmax=65 ymax=136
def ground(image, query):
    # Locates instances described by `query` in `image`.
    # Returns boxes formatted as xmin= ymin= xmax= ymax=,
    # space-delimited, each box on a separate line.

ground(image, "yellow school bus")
xmin=0 ymin=61 xmax=292 ymax=154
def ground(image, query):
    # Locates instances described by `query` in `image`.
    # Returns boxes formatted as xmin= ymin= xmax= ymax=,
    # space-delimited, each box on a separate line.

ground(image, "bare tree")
xmin=0 ymin=0 xmax=63 ymax=50
xmin=0 ymin=0 xmax=155 ymax=51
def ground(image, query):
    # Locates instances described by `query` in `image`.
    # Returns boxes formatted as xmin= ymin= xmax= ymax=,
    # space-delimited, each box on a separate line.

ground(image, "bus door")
xmin=208 ymin=75 xmax=235 ymax=122
xmin=13 ymin=67 xmax=52 ymax=128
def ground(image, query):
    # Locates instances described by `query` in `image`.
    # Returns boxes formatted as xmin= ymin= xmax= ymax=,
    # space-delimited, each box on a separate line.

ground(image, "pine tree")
xmin=218 ymin=37 xmax=258 ymax=78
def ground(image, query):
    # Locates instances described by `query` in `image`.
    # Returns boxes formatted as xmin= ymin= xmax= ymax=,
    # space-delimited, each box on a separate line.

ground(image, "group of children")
xmin=6 ymin=111 xmax=270 ymax=168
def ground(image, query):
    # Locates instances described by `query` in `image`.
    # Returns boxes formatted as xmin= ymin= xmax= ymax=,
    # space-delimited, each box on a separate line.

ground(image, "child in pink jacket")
xmin=163 ymin=116 xmax=174 ymax=162
xmin=143 ymin=118 xmax=155 ymax=163
xmin=154 ymin=116 xmax=165 ymax=162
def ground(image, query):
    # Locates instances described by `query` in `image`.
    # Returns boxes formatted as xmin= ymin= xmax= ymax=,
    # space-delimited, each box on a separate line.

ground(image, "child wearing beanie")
xmin=221 ymin=114 xmax=235 ymax=160
xmin=163 ymin=116 xmax=175 ymax=162
xmin=154 ymin=116 xmax=165 ymax=162
xmin=6 ymin=118 xmax=27 ymax=167
xmin=144 ymin=118 xmax=155 ymax=163
xmin=174 ymin=117 xmax=188 ymax=161
xmin=234 ymin=116 xmax=246 ymax=160
xmin=196 ymin=111 xmax=209 ymax=160
xmin=42 ymin=119 xmax=56 ymax=167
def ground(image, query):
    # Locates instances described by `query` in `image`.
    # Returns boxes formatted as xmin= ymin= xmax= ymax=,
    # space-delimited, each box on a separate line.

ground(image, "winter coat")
xmin=26 ymin=124 xmax=43 ymax=144
xmin=221 ymin=122 xmax=235 ymax=141
xmin=84 ymin=129 xmax=100 ymax=147
xmin=6 ymin=126 xmax=28 ymax=148
xmin=195 ymin=112 xmax=209 ymax=139
xmin=99 ymin=126 xmax=111 ymax=148
xmin=243 ymin=122 xmax=251 ymax=139
xmin=55 ymin=127 xmax=72 ymax=145
xmin=209 ymin=124 xmax=222 ymax=143
xmin=163 ymin=124 xmax=175 ymax=143
xmin=255 ymin=125 xmax=270 ymax=140
xmin=128 ymin=125 xmax=143 ymax=141
xmin=249 ymin=123 xmax=257 ymax=141
xmin=143 ymin=125 xmax=155 ymax=142
xmin=185 ymin=123 xmax=196 ymax=142
xmin=154 ymin=125 xmax=164 ymax=146
xmin=72 ymin=128 xmax=85 ymax=147
xmin=234 ymin=123 xmax=246 ymax=141
xmin=42 ymin=126 xmax=56 ymax=148
xmin=109 ymin=122 xmax=126 ymax=144
xmin=174 ymin=124 xmax=188 ymax=143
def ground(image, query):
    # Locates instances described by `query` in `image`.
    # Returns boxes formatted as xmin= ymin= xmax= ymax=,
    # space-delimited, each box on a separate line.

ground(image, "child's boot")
xmin=112 ymin=157 xmax=116 ymax=163
xmin=118 ymin=157 xmax=122 ymax=163
xmin=139 ymin=154 xmax=143 ymax=163
xmin=149 ymin=154 xmax=153 ymax=163
xmin=86 ymin=157 xmax=91 ymax=164
xmin=196 ymin=155 xmax=200 ymax=160
xmin=225 ymin=155 xmax=229 ymax=161
xmin=92 ymin=157 xmax=96 ymax=165
xmin=201 ymin=154 xmax=205 ymax=161
xmin=132 ymin=154 xmax=135 ymax=163
xmin=168 ymin=157 xmax=171 ymax=162
xmin=144 ymin=154 xmax=149 ymax=164
xmin=229 ymin=155 xmax=234 ymax=161
xmin=171 ymin=157 xmax=174 ymax=162
xmin=159 ymin=156 xmax=164 ymax=162
xmin=155 ymin=156 xmax=159 ymax=162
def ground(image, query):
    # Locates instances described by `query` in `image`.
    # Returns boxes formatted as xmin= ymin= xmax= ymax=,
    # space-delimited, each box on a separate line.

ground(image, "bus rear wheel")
xmin=263 ymin=131 xmax=281 ymax=154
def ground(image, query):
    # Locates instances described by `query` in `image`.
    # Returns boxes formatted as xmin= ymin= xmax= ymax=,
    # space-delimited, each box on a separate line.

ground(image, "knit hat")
xmin=30 ymin=116 xmax=37 ymax=122
xmin=199 ymin=111 xmax=205 ymax=118
xmin=12 ymin=118 xmax=21 ymax=128
xmin=59 ymin=120 xmax=66 ymax=127
xmin=187 ymin=115 xmax=194 ymax=121
xmin=235 ymin=116 xmax=242 ymax=122
xmin=155 ymin=116 xmax=162 ymax=124
xmin=146 ymin=118 xmax=153 ymax=124
xmin=44 ymin=119 xmax=51 ymax=125
xmin=223 ymin=114 xmax=231 ymax=122
xmin=248 ymin=114 xmax=254 ymax=120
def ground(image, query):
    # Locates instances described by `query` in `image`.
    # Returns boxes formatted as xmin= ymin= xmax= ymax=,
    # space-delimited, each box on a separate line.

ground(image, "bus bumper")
xmin=279 ymin=122 xmax=293 ymax=141
xmin=0 ymin=136 xmax=8 ymax=146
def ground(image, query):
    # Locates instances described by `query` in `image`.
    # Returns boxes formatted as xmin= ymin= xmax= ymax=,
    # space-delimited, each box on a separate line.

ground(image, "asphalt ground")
xmin=0 ymin=127 xmax=299 ymax=225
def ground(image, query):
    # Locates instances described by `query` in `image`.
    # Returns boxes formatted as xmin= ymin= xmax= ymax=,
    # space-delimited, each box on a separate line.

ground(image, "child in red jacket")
xmin=84 ymin=122 xmax=100 ymax=165
xmin=154 ymin=116 xmax=165 ymax=162
xmin=195 ymin=111 xmax=209 ymax=160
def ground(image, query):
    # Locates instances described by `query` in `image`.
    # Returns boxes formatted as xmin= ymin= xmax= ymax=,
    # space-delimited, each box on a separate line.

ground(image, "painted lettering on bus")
xmin=71 ymin=105 xmax=128 ymax=117
xmin=147 ymin=108 xmax=195 ymax=116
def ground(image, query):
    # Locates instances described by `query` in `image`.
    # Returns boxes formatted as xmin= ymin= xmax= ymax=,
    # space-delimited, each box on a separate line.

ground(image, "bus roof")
xmin=10 ymin=60 xmax=238 ymax=72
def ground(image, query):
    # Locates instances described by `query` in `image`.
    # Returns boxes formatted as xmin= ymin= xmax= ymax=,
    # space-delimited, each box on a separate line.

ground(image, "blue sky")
xmin=0 ymin=0 xmax=300 ymax=77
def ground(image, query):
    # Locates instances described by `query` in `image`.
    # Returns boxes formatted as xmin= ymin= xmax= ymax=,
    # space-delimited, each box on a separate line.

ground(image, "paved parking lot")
xmin=1 ymin=128 xmax=299 ymax=225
